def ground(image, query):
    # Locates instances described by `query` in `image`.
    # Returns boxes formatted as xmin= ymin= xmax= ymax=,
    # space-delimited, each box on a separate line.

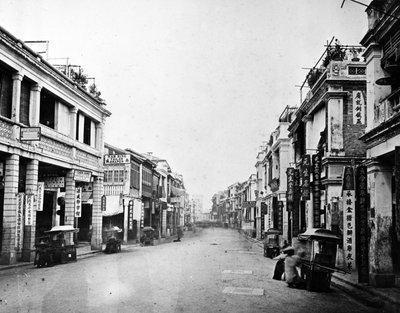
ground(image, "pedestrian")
xmin=283 ymin=246 xmax=305 ymax=288
xmin=272 ymin=257 xmax=285 ymax=280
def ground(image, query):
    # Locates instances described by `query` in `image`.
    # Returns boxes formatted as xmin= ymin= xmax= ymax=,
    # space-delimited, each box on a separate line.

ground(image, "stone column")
xmin=0 ymin=155 xmax=20 ymax=265
xmin=11 ymin=73 xmax=23 ymax=140
xmin=367 ymin=160 xmax=395 ymax=287
xmin=22 ymin=159 xmax=38 ymax=262
xmin=11 ymin=73 xmax=23 ymax=123
xmin=91 ymin=175 xmax=103 ymax=250
xmin=29 ymin=84 xmax=42 ymax=126
xmin=69 ymin=107 xmax=78 ymax=139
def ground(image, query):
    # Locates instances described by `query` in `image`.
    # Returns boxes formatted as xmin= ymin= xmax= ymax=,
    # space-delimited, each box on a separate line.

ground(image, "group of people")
xmin=273 ymin=242 xmax=306 ymax=289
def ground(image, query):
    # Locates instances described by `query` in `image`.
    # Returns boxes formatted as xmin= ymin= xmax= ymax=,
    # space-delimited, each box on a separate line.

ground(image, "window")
xmin=83 ymin=115 xmax=91 ymax=145
xmin=130 ymin=162 xmax=140 ymax=189
xmin=20 ymin=79 xmax=30 ymax=125
xmin=0 ymin=67 xmax=12 ymax=119
xmin=118 ymin=170 xmax=124 ymax=183
xmin=40 ymin=90 xmax=55 ymax=128
xmin=104 ymin=170 xmax=113 ymax=183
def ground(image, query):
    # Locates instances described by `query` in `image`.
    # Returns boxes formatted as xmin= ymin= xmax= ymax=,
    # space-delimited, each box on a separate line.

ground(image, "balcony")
xmin=374 ymin=86 xmax=400 ymax=124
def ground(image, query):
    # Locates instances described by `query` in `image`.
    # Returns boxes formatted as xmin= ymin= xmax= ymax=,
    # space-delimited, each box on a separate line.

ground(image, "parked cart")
xmin=34 ymin=225 xmax=78 ymax=268
xmin=297 ymin=228 xmax=345 ymax=291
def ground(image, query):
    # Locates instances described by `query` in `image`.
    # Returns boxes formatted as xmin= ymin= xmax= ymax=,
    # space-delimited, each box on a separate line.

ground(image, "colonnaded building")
xmin=0 ymin=25 xmax=111 ymax=265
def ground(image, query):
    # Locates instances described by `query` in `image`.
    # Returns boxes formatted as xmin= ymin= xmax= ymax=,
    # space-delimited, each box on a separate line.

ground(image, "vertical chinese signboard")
xmin=312 ymin=154 xmax=321 ymax=228
xmin=355 ymin=165 xmax=369 ymax=283
xmin=16 ymin=193 xmax=24 ymax=252
xmin=353 ymin=91 xmax=365 ymax=125
xmin=37 ymin=182 xmax=44 ymax=212
xmin=301 ymin=155 xmax=311 ymax=200
xmin=286 ymin=167 xmax=294 ymax=210
xmin=140 ymin=202 xmax=145 ymax=228
xmin=75 ymin=187 xmax=82 ymax=218
xmin=25 ymin=194 xmax=34 ymax=226
xmin=293 ymin=169 xmax=300 ymax=237
xmin=101 ymin=195 xmax=106 ymax=211
xmin=128 ymin=201 xmax=134 ymax=231
xmin=343 ymin=166 xmax=355 ymax=273
xmin=261 ymin=202 xmax=267 ymax=239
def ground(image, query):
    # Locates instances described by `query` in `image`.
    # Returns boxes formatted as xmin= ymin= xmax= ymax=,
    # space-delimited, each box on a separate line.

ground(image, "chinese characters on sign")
xmin=104 ymin=154 xmax=131 ymax=165
xmin=353 ymin=91 xmax=365 ymax=125
xmin=261 ymin=202 xmax=267 ymax=239
xmin=37 ymin=182 xmax=44 ymax=211
xmin=301 ymin=155 xmax=311 ymax=200
xmin=343 ymin=165 xmax=356 ymax=273
xmin=129 ymin=201 xmax=134 ymax=231
xmin=25 ymin=194 xmax=34 ymax=226
xmin=101 ymin=195 xmax=106 ymax=211
xmin=286 ymin=167 xmax=294 ymax=204
xmin=293 ymin=169 xmax=300 ymax=236
xmin=74 ymin=170 xmax=92 ymax=182
xmin=140 ymin=203 xmax=144 ymax=228
xmin=16 ymin=193 xmax=24 ymax=252
xmin=75 ymin=187 xmax=82 ymax=218
xmin=356 ymin=165 xmax=369 ymax=283
xmin=312 ymin=154 xmax=321 ymax=228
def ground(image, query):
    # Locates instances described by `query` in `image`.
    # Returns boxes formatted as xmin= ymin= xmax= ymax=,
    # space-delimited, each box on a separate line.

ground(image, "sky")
xmin=0 ymin=0 xmax=369 ymax=209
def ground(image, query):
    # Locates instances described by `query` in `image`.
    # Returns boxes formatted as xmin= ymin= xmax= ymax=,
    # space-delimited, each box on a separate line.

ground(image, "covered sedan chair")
xmin=263 ymin=228 xmax=281 ymax=258
xmin=35 ymin=225 xmax=79 ymax=267
xmin=296 ymin=228 xmax=345 ymax=291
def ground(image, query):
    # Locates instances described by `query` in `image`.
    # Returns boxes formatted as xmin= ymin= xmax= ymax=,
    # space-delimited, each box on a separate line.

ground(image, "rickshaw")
xmin=140 ymin=226 xmax=155 ymax=246
xmin=34 ymin=225 xmax=78 ymax=268
xmin=263 ymin=228 xmax=280 ymax=258
xmin=296 ymin=228 xmax=344 ymax=291
xmin=104 ymin=226 xmax=122 ymax=254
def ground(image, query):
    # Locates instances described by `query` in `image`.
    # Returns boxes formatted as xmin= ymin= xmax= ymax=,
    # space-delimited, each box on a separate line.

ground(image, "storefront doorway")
xmin=36 ymin=190 xmax=56 ymax=238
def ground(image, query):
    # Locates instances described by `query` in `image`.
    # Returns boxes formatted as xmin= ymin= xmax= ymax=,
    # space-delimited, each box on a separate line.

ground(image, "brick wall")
xmin=343 ymin=86 xmax=367 ymax=157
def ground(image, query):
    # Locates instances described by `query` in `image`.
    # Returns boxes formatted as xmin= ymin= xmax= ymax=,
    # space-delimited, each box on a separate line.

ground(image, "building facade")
xmin=360 ymin=0 xmax=400 ymax=286
xmin=0 ymin=26 xmax=111 ymax=264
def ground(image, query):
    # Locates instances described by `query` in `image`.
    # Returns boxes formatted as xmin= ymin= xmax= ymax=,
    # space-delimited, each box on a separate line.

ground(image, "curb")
xmin=330 ymin=279 xmax=384 ymax=308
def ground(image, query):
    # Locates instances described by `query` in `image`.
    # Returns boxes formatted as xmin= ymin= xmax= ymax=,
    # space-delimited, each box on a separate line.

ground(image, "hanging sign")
xmin=140 ymin=202 xmax=144 ymax=228
xmin=25 ymin=194 xmax=34 ymax=226
xmin=343 ymin=189 xmax=356 ymax=273
xmin=301 ymin=155 xmax=311 ymax=200
xmin=129 ymin=201 xmax=134 ymax=230
xmin=286 ymin=167 xmax=295 ymax=203
xmin=74 ymin=170 xmax=92 ymax=182
xmin=353 ymin=91 xmax=365 ymax=125
xmin=16 ymin=193 xmax=24 ymax=252
xmin=312 ymin=154 xmax=322 ymax=228
xmin=356 ymin=165 xmax=369 ymax=283
xmin=20 ymin=127 xmax=41 ymax=141
xmin=37 ymin=182 xmax=44 ymax=211
xmin=75 ymin=187 xmax=82 ymax=218
xmin=101 ymin=195 xmax=106 ymax=211
xmin=104 ymin=154 xmax=130 ymax=165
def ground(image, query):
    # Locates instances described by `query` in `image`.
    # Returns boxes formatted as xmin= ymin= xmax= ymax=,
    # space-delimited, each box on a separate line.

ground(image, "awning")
xmin=102 ymin=195 xmax=123 ymax=217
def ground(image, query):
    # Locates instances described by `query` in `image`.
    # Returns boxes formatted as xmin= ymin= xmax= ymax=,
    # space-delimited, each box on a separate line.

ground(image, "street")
xmin=0 ymin=228 xmax=385 ymax=313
